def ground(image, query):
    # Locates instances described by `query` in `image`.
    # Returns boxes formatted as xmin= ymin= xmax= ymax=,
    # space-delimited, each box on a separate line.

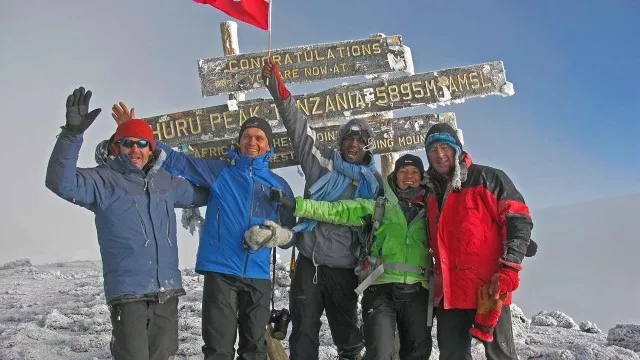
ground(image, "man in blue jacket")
xmin=108 ymin=104 xmax=297 ymax=360
xmin=45 ymin=87 xmax=209 ymax=360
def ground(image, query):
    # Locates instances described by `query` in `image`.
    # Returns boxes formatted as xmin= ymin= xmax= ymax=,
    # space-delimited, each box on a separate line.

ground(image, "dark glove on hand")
xmin=526 ymin=239 xmax=538 ymax=257
xmin=261 ymin=59 xmax=290 ymax=101
xmin=270 ymin=188 xmax=296 ymax=212
xmin=64 ymin=87 xmax=102 ymax=133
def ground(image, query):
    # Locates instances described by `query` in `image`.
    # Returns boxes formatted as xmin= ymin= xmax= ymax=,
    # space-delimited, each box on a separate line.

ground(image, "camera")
xmin=269 ymin=308 xmax=291 ymax=340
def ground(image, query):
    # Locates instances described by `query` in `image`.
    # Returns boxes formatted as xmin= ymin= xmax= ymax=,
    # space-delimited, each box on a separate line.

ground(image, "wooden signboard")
xmin=186 ymin=113 xmax=456 ymax=169
xmin=147 ymin=61 xmax=507 ymax=147
xmin=198 ymin=35 xmax=411 ymax=96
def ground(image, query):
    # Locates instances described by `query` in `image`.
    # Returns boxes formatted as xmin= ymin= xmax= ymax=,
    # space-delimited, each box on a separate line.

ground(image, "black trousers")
xmin=201 ymin=272 xmax=271 ymax=360
xmin=109 ymin=297 xmax=179 ymax=360
xmin=289 ymin=255 xmax=364 ymax=360
xmin=435 ymin=305 xmax=518 ymax=360
xmin=361 ymin=283 xmax=433 ymax=360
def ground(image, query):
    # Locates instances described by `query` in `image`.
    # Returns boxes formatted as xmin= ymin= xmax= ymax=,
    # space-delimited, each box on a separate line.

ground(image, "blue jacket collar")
xmin=227 ymin=147 xmax=274 ymax=172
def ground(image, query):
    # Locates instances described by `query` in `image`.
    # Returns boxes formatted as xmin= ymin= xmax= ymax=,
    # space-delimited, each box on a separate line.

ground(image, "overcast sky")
xmin=1 ymin=1 xmax=639 ymax=323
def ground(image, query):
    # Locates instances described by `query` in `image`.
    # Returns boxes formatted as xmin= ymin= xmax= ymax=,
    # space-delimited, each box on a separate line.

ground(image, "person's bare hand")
xmin=477 ymin=284 xmax=505 ymax=314
xmin=111 ymin=102 xmax=136 ymax=125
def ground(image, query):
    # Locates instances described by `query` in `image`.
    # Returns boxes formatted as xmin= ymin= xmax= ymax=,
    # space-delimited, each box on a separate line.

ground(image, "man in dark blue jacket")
xmin=108 ymin=104 xmax=297 ymax=360
xmin=45 ymin=87 xmax=209 ymax=360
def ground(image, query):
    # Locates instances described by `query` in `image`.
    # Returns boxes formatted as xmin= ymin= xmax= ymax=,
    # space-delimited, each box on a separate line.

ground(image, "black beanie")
xmin=393 ymin=154 xmax=425 ymax=179
xmin=238 ymin=117 xmax=274 ymax=146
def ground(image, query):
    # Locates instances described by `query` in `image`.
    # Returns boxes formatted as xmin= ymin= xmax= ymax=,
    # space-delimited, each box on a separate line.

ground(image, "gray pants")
xmin=435 ymin=305 xmax=517 ymax=360
xmin=201 ymin=272 xmax=271 ymax=360
xmin=109 ymin=297 xmax=179 ymax=360
xmin=361 ymin=283 xmax=432 ymax=360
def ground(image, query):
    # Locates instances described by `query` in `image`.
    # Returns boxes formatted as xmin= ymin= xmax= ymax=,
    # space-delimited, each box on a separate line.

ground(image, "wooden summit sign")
xmin=147 ymin=61 xmax=508 ymax=147
xmin=187 ymin=113 xmax=456 ymax=170
xmin=198 ymin=35 xmax=411 ymax=96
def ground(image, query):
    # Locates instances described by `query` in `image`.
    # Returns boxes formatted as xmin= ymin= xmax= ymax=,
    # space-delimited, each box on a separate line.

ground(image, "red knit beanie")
xmin=113 ymin=119 xmax=156 ymax=152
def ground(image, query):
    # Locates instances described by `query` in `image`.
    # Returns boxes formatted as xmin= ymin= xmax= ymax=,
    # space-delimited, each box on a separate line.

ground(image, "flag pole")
xmin=268 ymin=0 xmax=272 ymax=57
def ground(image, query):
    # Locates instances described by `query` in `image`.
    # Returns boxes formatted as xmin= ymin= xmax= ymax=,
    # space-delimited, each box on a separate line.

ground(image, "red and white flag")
xmin=193 ymin=0 xmax=270 ymax=30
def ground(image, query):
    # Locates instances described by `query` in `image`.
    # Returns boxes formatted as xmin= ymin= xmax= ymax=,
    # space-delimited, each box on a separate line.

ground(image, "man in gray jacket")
xmin=262 ymin=61 xmax=382 ymax=360
xmin=46 ymin=87 xmax=208 ymax=360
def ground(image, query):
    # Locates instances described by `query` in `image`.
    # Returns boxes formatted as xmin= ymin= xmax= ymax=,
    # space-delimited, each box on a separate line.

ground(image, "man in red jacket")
xmin=423 ymin=123 xmax=533 ymax=359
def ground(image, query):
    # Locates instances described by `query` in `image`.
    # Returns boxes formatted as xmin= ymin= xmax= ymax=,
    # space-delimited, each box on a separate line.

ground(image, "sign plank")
xmin=148 ymin=61 xmax=508 ymax=147
xmin=186 ymin=113 xmax=456 ymax=170
xmin=198 ymin=35 xmax=410 ymax=96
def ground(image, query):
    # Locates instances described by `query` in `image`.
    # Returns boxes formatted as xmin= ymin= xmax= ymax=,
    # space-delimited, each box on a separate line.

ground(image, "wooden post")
xmin=220 ymin=21 xmax=245 ymax=104
xmin=266 ymin=325 xmax=290 ymax=360
xmin=220 ymin=21 xmax=288 ymax=360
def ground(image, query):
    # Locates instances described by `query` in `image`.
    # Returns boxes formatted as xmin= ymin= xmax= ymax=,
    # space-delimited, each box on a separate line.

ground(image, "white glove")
xmin=243 ymin=220 xmax=293 ymax=250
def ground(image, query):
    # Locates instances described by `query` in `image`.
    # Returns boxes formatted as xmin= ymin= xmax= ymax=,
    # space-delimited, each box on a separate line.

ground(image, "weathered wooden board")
xmin=198 ymin=35 xmax=410 ymax=96
xmin=147 ymin=61 xmax=507 ymax=147
xmin=186 ymin=113 xmax=456 ymax=169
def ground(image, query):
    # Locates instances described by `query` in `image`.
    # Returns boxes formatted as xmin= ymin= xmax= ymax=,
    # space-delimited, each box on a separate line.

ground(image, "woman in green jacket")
xmin=285 ymin=154 xmax=433 ymax=360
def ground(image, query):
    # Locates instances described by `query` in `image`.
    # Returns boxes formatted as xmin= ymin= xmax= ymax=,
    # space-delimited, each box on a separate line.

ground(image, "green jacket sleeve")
xmin=294 ymin=196 xmax=375 ymax=226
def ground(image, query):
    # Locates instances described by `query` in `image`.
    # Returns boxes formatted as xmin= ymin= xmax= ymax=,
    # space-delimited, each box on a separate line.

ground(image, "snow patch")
xmin=45 ymin=309 xmax=73 ymax=329
xmin=500 ymin=81 xmax=515 ymax=96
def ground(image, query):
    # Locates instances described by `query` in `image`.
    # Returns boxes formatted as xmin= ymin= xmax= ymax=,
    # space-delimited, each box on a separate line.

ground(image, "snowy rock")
xmin=67 ymin=335 xmax=110 ymax=353
xmin=181 ymin=268 xmax=199 ymax=277
xmin=567 ymin=342 xmax=639 ymax=360
xmin=607 ymin=324 xmax=640 ymax=352
xmin=580 ymin=321 xmax=602 ymax=334
xmin=0 ymin=259 xmax=32 ymax=270
xmin=549 ymin=311 xmax=579 ymax=329
xmin=533 ymin=311 xmax=579 ymax=329
xmin=180 ymin=301 xmax=202 ymax=315
xmin=510 ymin=304 xmax=530 ymax=343
xmin=44 ymin=309 xmax=73 ymax=329
xmin=532 ymin=314 xmax=558 ymax=327
xmin=546 ymin=349 xmax=576 ymax=359
xmin=176 ymin=341 xmax=202 ymax=356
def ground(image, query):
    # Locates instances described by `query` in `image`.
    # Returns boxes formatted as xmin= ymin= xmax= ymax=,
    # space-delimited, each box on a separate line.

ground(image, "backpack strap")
xmin=354 ymin=258 xmax=426 ymax=295
xmin=372 ymin=196 xmax=387 ymax=232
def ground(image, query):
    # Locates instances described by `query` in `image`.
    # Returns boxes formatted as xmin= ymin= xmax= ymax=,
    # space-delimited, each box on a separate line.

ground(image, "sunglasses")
xmin=118 ymin=139 xmax=150 ymax=148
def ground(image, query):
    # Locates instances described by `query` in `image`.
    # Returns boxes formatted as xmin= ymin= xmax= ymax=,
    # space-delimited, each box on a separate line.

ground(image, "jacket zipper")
xmin=142 ymin=174 xmax=161 ymax=290
xmin=243 ymin=165 xmax=254 ymax=278
xmin=216 ymin=207 xmax=221 ymax=243
xmin=134 ymin=199 xmax=151 ymax=246
xmin=165 ymin=202 xmax=172 ymax=247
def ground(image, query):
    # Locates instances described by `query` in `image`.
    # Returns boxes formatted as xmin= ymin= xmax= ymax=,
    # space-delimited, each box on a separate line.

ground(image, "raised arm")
xmin=262 ymin=60 xmax=335 ymax=182
xmin=46 ymin=87 xmax=104 ymax=210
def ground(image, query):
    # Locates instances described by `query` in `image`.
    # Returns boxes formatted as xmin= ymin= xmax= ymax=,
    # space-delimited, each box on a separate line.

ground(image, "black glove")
xmin=525 ymin=239 xmax=538 ymax=257
xmin=64 ymin=86 xmax=102 ymax=133
xmin=270 ymin=188 xmax=296 ymax=213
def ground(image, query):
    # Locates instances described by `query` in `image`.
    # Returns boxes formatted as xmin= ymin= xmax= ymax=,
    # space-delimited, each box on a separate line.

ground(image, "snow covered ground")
xmin=1 ymin=258 xmax=638 ymax=360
